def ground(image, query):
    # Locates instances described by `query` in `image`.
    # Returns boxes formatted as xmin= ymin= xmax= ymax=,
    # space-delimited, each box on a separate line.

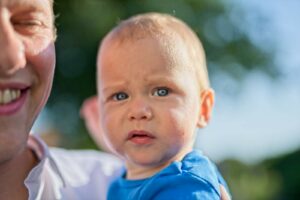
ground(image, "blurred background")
xmin=32 ymin=0 xmax=300 ymax=199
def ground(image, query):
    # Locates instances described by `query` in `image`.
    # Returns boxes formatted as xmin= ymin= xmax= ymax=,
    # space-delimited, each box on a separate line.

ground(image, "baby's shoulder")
xmin=141 ymin=151 xmax=221 ymax=199
xmin=180 ymin=150 xmax=220 ymax=184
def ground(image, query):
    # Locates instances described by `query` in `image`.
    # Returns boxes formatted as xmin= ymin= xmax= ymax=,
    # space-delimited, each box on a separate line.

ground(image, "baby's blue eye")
xmin=154 ymin=88 xmax=169 ymax=96
xmin=113 ymin=92 xmax=128 ymax=101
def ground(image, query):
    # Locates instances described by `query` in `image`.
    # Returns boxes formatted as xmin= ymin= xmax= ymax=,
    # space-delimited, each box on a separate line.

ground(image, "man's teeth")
xmin=0 ymin=89 xmax=21 ymax=105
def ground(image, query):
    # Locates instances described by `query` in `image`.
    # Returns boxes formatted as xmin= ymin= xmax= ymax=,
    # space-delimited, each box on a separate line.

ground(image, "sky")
xmin=197 ymin=0 xmax=300 ymax=163
xmin=32 ymin=0 xmax=300 ymax=164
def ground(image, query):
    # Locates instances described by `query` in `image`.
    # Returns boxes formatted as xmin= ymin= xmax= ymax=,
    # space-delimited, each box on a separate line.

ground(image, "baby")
xmin=94 ymin=12 xmax=229 ymax=199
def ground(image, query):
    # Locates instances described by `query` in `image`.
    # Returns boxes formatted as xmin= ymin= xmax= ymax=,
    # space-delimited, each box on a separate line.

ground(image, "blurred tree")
xmin=219 ymin=159 xmax=281 ymax=200
xmin=48 ymin=0 xmax=277 ymax=147
xmin=264 ymin=149 xmax=300 ymax=199
xmin=219 ymin=147 xmax=300 ymax=200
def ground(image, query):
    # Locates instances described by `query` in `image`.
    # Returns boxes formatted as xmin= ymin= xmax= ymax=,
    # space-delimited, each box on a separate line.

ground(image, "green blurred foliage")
xmin=264 ymin=149 xmax=300 ymax=199
xmin=220 ymin=148 xmax=300 ymax=200
xmin=220 ymin=159 xmax=281 ymax=200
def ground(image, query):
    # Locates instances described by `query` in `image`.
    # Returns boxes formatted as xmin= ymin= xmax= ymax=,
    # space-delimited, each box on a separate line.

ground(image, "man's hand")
xmin=220 ymin=185 xmax=231 ymax=200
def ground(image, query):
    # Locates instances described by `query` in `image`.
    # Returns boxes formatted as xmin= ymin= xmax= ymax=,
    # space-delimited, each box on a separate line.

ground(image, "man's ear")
xmin=197 ymin=88 xmax=215 ymax=128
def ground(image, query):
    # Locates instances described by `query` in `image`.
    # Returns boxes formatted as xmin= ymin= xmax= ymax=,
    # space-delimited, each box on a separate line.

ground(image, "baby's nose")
xmin=127 ymin=98 xmax=153 ymax=121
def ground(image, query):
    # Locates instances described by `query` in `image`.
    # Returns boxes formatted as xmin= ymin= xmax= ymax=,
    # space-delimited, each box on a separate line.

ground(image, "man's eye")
xmin=113 ymin=92 xmax=128 ymax=101
xmin=153 ymin=88 xmax=169 ymax=97
xmin=13 ymin=19 xmax=42 ymax=27
xmin=12 ymin=19 xmax=46 ymax=34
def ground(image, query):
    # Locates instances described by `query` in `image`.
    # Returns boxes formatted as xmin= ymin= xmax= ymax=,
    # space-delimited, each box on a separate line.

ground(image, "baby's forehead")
xmin=109 ymin=33 xmax=189 ymax=62
xmin=109 ymin=19 xmax=191 ymax=45
xmin=108 ymin=21 xmax=203 ymax=61
xmin=99 ymin=29 xmax=199 ymax=78
xmin=107 ymin=27 xmax=190 ymax=58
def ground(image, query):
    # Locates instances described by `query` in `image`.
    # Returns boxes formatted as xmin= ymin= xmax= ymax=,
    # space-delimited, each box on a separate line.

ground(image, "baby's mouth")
xmin=127 ymin=130 xmax=155 ymax=145
xmin=127 ymin=130 xmax=155 ymax=139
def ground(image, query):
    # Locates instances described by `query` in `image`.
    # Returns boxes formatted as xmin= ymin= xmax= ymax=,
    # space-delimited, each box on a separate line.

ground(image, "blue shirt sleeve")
xmin=140 ymin=173 xmax=220 ymax=200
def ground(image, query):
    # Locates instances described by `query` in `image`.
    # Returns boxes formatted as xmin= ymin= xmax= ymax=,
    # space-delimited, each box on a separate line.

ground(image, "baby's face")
xmin=97 ymin=35 xmax=204 ymax=179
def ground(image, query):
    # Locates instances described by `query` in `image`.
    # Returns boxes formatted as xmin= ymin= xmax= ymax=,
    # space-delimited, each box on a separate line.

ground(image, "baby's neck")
xmin=125 ymin=150 xmax=190 ymax=180
xmin=125 ymin=161 xmax=172 ymax=180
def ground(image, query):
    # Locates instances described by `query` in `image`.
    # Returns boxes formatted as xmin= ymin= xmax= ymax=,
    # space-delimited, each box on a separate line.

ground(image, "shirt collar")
xmin=24 ymin=134 xmax=67 ymax=199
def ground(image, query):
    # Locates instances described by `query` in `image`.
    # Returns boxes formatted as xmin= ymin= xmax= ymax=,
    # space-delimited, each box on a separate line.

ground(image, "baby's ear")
xmin=197 ymin=88 xmax=215 ymax=128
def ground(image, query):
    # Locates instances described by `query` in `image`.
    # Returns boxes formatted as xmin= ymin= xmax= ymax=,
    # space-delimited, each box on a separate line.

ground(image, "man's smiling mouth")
xmin=0 ymin=86 xmax=29 ymax=115
xmin=0 ymin=89 xmax=22 ymax=104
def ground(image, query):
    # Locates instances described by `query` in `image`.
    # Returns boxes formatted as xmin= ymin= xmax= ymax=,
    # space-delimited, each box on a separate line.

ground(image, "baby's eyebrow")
xmin=145 ymin=76 xmax=176 ymax=85
xmin=101 ymin=81 xmax=128 ymax=94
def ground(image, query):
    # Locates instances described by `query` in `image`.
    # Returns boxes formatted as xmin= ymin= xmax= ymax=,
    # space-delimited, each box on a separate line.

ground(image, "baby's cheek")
xmin=102 ymin=113 xmax=122 ymax=144
xmin=102 ymin=117 xmax=113 ymax=138
xmin=166 ymin=109 xmax=185 ymax=134
xmin=169 ymin=108 xmax=197 ymax=139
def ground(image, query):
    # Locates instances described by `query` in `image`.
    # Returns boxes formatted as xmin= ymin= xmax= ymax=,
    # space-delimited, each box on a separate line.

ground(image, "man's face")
xmin=0 ymin=0 xmax=55 ymax=162
xmin=97 ymin=35 xmax=204 ymax=178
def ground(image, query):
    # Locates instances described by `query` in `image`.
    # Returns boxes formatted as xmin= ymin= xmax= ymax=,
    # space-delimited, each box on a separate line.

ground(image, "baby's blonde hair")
xmin=102 ymin=12 xmax=210 ymax=90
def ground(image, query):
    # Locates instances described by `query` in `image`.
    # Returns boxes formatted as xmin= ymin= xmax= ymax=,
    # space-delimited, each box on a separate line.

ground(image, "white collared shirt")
xmin=25 ymin=135 xmax=124 ymax=200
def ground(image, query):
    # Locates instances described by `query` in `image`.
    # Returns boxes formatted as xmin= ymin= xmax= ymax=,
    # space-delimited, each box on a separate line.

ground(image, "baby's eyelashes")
xmin=106 ymin=87 xmax=171 ymax=102
xmin=152 ymin=87 xmax=170 ymax=97
xmin=112 ymin=92 xmax=129 ymax=101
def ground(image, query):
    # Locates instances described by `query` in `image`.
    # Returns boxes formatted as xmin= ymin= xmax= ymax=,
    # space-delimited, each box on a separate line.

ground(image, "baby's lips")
xmin=127 ymin=130 xmax=155 ymax=140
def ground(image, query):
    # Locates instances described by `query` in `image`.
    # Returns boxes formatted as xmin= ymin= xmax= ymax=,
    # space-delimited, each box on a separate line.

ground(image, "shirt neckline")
xmin=24 ymin=134 xmax=67 ymax=199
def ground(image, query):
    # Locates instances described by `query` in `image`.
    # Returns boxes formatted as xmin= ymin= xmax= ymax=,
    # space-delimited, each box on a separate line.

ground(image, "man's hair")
xmin=103 ymin=12 xmax=210 ymax=90
xmin=49 ymin=0 xmax=57 ymax=40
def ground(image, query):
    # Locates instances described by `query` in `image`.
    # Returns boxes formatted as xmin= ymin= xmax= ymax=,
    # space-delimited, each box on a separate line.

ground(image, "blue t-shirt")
xmin=108 ymin=150 xmax=228 ymax=200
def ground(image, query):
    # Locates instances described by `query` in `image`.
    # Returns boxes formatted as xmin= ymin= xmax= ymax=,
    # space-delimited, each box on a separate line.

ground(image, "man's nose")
xmin=0 ymin=8 xmax=26 ymax=75
xmin=127 ymin=97 xmax=153 ymax=121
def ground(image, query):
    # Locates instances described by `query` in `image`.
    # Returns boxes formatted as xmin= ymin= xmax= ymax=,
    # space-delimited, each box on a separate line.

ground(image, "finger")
xmin=220 ymin=185 xmax=231 ymax=200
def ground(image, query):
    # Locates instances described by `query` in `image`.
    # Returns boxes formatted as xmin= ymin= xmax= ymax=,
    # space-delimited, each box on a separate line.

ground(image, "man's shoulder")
xmin=48 ymin=148 xmax=124 ymax=186
xmin=27 ymin=135 xmax=124 ymax=199
xmin=50 ymin=147 xmax=121 ymax=166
